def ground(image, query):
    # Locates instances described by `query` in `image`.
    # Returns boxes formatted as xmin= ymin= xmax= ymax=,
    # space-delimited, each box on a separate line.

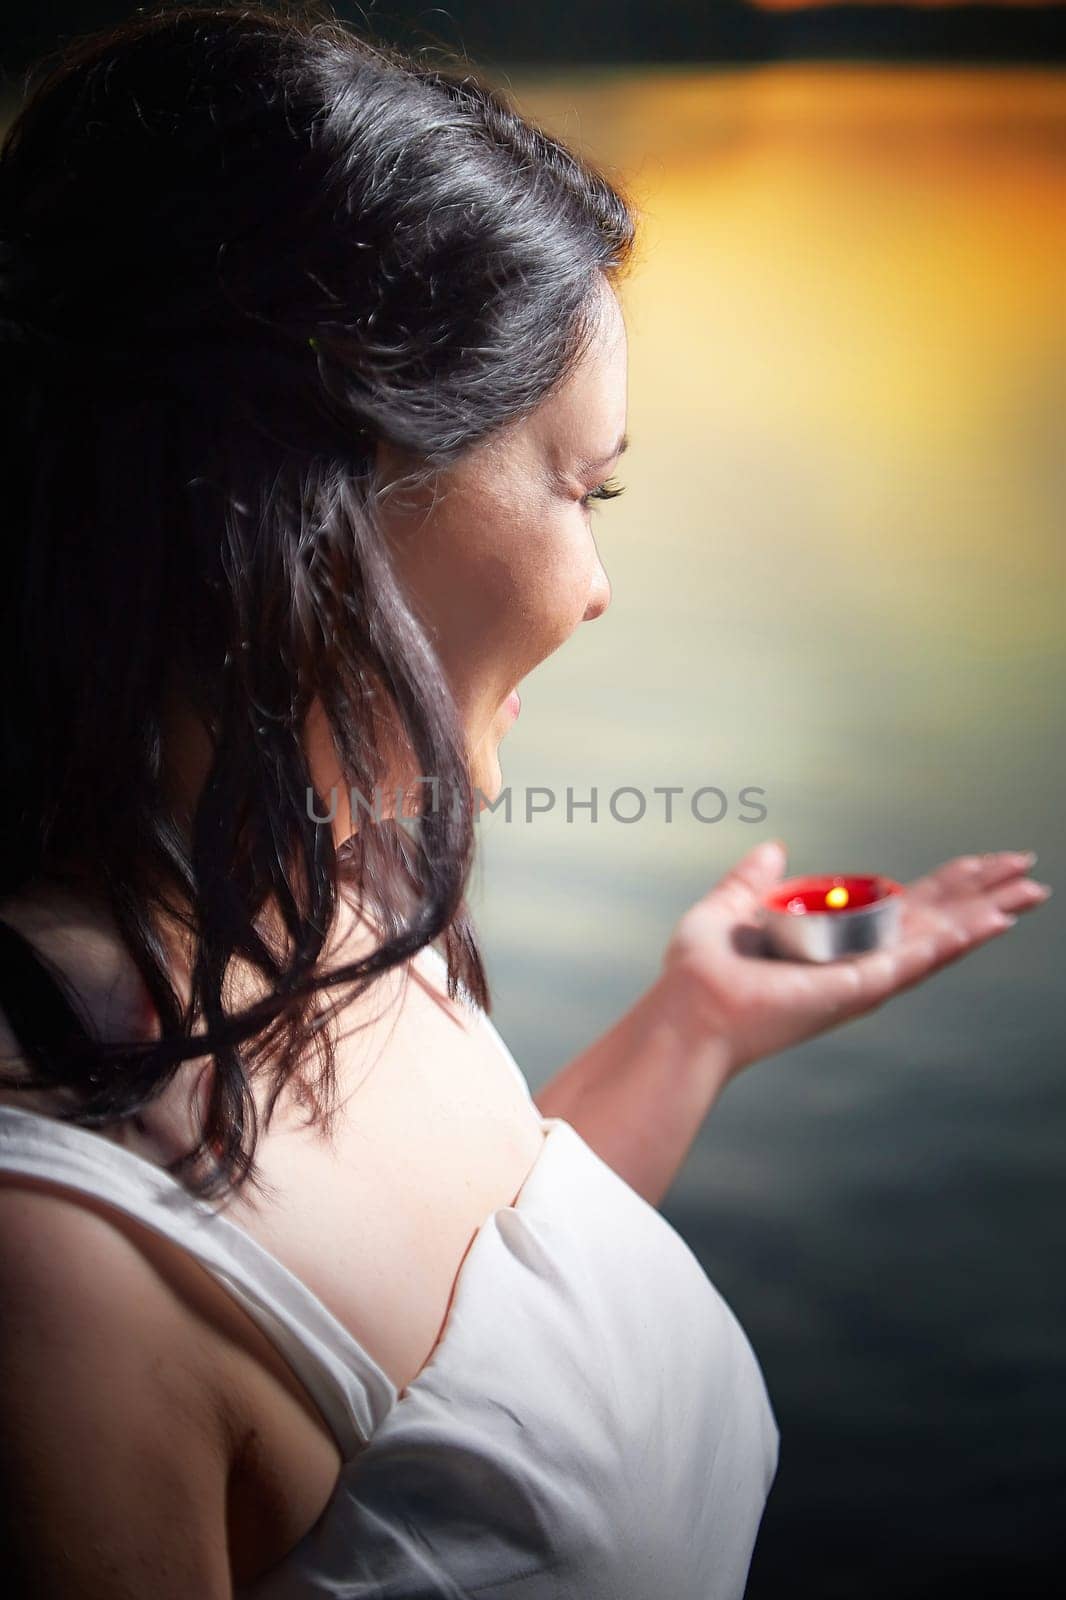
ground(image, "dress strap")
xmin=0 ymin=1104 xmax=396 ymax=1459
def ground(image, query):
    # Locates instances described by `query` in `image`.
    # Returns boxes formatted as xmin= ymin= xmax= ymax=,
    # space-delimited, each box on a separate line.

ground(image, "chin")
xmin=469 ymin=740 xmax=504 ymax=814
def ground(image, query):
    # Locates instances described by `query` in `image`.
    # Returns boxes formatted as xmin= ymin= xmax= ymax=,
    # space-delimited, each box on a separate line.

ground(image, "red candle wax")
xmin=764 ymin=874 xmax=894 ymax=916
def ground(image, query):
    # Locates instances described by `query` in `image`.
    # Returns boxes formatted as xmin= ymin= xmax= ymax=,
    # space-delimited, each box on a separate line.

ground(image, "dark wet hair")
xmin=0 ymin=1 xmax=637 ymax=1195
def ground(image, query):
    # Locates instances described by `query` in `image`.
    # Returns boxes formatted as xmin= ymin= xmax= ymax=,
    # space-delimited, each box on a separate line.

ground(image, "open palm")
xmin=663 ymin=841 xmax=1052 ymax=1080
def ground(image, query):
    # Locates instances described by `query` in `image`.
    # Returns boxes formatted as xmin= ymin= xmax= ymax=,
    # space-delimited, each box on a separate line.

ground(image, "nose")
xmin=583 ymin=560 xmax=612 ymax=623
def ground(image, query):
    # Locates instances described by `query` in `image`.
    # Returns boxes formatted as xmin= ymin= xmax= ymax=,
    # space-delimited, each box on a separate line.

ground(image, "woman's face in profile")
xmin=376 ymin=278 xmax=628 ymax=808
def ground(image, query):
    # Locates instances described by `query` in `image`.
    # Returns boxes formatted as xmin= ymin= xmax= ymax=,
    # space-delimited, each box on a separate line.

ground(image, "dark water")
xmin=671 ymin=1004 xmax=1066 ymax=1599
xmin=476 ymin=65 xmax=1066 ymax=1598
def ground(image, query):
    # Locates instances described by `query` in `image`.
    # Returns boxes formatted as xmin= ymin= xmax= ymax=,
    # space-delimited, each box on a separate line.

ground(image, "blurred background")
xmin=4 ymin=4 xmax=1065 ymax=1597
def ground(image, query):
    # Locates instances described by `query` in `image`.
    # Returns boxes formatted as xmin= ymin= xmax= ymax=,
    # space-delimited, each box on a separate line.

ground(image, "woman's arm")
xmin=533 ymin=967 xmax=730 ymax=1209
xmin=0 ymin=1183 xmax=236 ymax=1599
xmin=533 ymin=843 xmax=1050 ymax=1208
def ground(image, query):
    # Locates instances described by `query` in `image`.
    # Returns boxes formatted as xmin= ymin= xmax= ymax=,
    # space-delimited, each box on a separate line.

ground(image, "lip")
xmin=505 ymin=690 xmax=521 ymax=718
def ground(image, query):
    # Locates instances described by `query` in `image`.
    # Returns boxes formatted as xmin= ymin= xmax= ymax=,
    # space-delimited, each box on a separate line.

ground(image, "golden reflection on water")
xmin=475 ymin=66 xmax=1065 ymax=1019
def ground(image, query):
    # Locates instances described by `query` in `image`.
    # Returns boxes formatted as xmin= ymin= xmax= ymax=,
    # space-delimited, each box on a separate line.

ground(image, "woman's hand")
xmin=662 ymin=840 xmax=1052 ymax=1082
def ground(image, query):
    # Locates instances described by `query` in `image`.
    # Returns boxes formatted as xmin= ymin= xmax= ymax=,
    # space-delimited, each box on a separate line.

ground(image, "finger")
xmin=991 ymin=877 xmax=1053 ymax=916
xmin=907 ymin=850 xmax=1037 ymax=906
xmin=712 ymin=838 xmax=788 ymax=910
xmin=888 ymin=900 xmax=1019 ymax=995
xmin=901 ymin=894 xmax=1025 ymax=986
xmin=811 ymin=898 xmax=1017 ymax=1020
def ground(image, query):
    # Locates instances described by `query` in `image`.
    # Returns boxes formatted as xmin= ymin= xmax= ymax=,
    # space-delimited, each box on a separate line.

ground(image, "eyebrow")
xmin=573 ymin=432 xmax=629 ymax=477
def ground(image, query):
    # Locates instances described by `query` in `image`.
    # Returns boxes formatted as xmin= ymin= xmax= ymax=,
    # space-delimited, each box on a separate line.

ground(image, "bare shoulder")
xmin=0 ymin=1174 xmax=342 ymax=1594
xmin=0 ymin=1168 xmax=245 ymax=1382
xmin=0 ymin=1174 xmax=237 ymax=1596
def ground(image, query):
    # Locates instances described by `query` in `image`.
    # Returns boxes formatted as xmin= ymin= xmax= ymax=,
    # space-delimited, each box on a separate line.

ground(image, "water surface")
xmin=474 ymin=65 xmax=1066 ymax=1598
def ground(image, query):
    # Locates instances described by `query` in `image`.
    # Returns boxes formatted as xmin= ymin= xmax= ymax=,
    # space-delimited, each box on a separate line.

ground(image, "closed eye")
xmin=581 ymin=477 xmax=626 ymax=511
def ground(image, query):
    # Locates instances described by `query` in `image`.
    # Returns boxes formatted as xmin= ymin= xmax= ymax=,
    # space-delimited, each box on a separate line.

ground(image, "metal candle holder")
xmin=760 ymin=873 xmax=904 ymax=963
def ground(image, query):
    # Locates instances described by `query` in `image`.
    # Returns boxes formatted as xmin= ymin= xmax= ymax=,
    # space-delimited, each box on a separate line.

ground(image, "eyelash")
xmin=581 ymin=477 xmax=626 ymax=511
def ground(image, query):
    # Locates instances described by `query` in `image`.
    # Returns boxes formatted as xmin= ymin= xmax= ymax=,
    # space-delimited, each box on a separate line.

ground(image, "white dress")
xmin=0 ymin=946 xmax=780 ymax=1598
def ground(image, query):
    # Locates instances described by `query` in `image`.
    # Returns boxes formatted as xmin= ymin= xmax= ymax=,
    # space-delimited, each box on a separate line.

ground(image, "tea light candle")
xmin=760 ymin=873 xmax=903 ymax=963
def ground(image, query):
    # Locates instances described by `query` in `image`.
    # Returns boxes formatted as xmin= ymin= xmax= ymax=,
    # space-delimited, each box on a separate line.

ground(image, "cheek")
xmin=546 ymin=545 xmax=598 ymax=654
xmin=454 ymin=522 xmax=590 ymax=669
xmin=389 ymin=489 xmax=593 ymax=705
xmin=517 ymin=517 xmax=596 ymax=641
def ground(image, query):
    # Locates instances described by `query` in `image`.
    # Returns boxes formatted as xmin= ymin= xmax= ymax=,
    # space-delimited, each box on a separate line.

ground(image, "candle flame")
xmin=825 ymin=885 xmax=850 ymax=909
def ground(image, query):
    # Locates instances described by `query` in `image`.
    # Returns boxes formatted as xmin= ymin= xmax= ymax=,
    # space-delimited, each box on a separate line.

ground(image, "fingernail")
xmin=1021 ymin=850 xmax=1038 ymax=866
xmin=1033 ymin=882 xmax=1053 ymax=897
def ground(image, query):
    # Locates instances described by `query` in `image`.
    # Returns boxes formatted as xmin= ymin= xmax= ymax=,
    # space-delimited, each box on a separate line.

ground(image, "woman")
xmin=0 ymin=5 xmax=1051 ymax=1597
